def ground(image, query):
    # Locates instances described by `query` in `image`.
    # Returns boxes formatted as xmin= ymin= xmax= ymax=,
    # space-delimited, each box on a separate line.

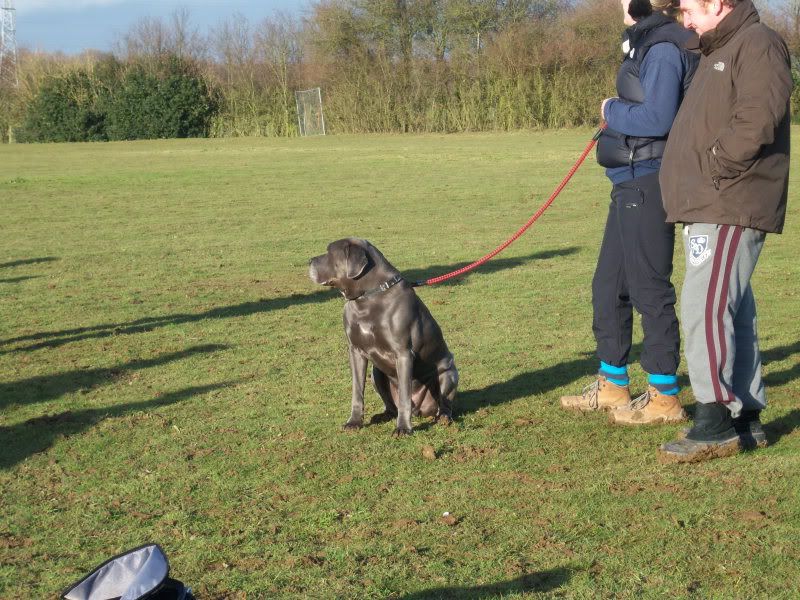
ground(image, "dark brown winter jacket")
xmin=660 ymin=0 xmax=792 ymax=233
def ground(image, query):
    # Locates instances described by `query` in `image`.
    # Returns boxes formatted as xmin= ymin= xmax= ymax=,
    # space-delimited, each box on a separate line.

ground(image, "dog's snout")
xmin=309 ymin=257 xmax=326 ymax=285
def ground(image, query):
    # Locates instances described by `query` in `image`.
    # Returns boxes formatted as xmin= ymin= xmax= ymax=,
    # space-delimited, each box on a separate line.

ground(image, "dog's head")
xmin=309 ymin=238 xmax=375 ymax=298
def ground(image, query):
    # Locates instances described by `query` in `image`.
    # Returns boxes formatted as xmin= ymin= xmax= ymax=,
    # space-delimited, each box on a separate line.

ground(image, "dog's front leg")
xmin=344 ymin=345 xmax=368 ymax=431
xmin=392 ymin=352 xmax=414 ymax=436
xmin=435 ymin=364 xmax=458 ymax=426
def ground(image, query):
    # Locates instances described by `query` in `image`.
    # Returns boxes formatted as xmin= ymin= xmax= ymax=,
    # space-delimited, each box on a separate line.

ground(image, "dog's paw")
xmin=342 ymin=420 xmax=363 ymax=432
xmin=392 ymin=426 xmax=413 ymax=437
xmin=434 ymin=414 xmax=453 ymax=426
xmin=369 ymin=411 xmax=397 ymax=425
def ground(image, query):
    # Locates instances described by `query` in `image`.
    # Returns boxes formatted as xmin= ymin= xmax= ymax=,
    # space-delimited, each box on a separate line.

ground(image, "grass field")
xmin=1 ymin=130 xmax=799 ymax=599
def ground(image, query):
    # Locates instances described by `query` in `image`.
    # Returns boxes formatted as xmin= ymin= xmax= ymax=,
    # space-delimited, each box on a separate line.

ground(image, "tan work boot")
xmin=560 ymin=376 xmax=631 ymax=412
xmin=609 ymin=386 xmax=687 ymax=425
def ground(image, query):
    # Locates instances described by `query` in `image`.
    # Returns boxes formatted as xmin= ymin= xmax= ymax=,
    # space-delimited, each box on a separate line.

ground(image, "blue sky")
xmin=15 ymin=1 xmax=307 ymax=55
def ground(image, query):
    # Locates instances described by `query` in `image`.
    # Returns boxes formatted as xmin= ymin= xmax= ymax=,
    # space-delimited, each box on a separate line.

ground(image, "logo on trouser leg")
xmin=689 ymin=235 xmax=712 ymax=266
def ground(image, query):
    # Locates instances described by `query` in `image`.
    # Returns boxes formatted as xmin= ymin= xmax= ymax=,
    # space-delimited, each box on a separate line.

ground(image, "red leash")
xmin=414 ymin=124 xmax=606 ymax=287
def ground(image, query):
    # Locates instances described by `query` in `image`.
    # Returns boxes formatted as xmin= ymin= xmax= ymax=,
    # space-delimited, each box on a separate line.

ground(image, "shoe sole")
xmin=676 ymin=427 xmax=768 ymax=449
xmin=657 ymin=438 xmax=741 ymax=464
xmin=743 ymin=440 xmax=769 ymax=450
xmin=608 ymin=411 xmax=688 ymax=426
xmin=560 ymin=401 xmax=624 ymax=413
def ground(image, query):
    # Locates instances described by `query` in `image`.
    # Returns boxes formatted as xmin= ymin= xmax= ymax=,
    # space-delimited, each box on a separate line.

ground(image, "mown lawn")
xmin=1 ymin=130 xmax=798 ymax=599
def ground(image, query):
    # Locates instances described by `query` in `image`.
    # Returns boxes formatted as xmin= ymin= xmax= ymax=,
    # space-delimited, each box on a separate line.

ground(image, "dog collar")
xmin=349 ymin=274 xmax=404 ymax=301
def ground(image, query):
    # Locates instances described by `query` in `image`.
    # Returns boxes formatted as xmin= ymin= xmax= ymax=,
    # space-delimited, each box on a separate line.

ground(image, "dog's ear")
xmin=345 ymin=243 xmax=369 ymax=279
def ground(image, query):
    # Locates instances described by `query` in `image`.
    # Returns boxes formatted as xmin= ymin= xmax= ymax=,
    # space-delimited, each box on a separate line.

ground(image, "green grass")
xmin=1 ymin=130 xmax=798 ymax=599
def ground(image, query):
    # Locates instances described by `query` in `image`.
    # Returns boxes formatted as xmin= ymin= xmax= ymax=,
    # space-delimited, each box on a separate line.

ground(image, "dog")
xmin=309 ymin=238 xmax=458 ymax=436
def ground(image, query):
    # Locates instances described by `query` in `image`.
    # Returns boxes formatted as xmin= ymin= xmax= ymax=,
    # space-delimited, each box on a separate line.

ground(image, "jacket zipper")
xmin=679 ymin=58 xmax=712 ymax=211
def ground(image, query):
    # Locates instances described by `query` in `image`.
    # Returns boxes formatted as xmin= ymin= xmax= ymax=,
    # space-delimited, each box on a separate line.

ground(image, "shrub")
xmin=105 ymin=57 xmax=217 ymax=140
xmin=16 ymin=71 xmax=108 ymax=142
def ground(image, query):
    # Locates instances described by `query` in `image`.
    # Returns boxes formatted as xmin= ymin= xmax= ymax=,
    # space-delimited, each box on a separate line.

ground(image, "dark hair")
xmin=628 ymin=0 xmax=653 ymax=20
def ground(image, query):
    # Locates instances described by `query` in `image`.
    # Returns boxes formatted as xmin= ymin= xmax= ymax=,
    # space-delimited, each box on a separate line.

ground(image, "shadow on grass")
xmin=0 ymin=276 xmax=41 ymax=284
xmin=455 ymin=353 xmax=599 ymax=416
xmin=0 ymin=256 xmax=57 ymax=285
xmin=403 ymin=247 xmax=580 ymax=286
xmin=0 ymin=292 xmax=336 ymax=353
xmin=0 ymin=344 xmax=230 ymax=410
xmin=762 ymin=340 xmax=800 ymax=387
xmin=449 ymin=340 xmax=648 ymax=417
xmin=764 ymin=409 xmax=800 ymax=445
xmin=452 ymin=336 xmax=799 ymax=418
xmin=395 ymin=568 xmax=571 ymax=599
xmin=0 ymin=381 xmax=236 ymax=470
xmin=761 ymin=340 xmax=800 ymax=445
xmin=0 ymin=257 xmax=59 ymax=269
xmin=1 ymin=247 xmax=577 ymax=354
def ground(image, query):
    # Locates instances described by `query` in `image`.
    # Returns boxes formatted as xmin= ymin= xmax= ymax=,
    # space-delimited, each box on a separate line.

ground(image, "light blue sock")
xmin=649 ymin=373 xmax=679 ymax=395
xmin=599 ymin=361 xmax=629 ymax=387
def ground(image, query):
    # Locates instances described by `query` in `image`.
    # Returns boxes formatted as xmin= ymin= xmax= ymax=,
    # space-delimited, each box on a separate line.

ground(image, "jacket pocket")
xmin=596 ymin=129 xmax=631 ymax=168
xmin=704 ymin=147 xmax=721 ymax=190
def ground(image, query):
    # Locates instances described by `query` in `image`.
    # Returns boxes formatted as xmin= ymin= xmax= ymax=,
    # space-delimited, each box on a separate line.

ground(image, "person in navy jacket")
xmin=561 ymin=0 xmax=698 ymax=424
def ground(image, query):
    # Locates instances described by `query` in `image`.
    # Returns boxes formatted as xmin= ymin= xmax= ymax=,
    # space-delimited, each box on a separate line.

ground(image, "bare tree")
xmin=212 ymin=13 xmax=256 ymax=86
xmin=446 ymin=0 xmax=500 ymax=52
xmin=169 ymin=7 xmax=208 ymax=61
xmin=255 ymin=12 xmax=302 ymax=135
xmin=118 ymin=15 xmax=169 ymax=59
xmin=116 ymin=8 xmax=206 ymax=64
xmin=306 ymin=0 xmax=368 ymax=60
xmin=209 ymin=13 xmax=262 ymax=135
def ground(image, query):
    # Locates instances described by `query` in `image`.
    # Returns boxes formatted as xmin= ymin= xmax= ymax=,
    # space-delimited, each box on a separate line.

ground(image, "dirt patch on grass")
xmin=452 ymin=445 xmax=498 ymax=462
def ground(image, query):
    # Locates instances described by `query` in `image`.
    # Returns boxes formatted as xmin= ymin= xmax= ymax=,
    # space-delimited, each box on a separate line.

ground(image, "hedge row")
xmin=15 ymin=56 xmax=217 ymax=143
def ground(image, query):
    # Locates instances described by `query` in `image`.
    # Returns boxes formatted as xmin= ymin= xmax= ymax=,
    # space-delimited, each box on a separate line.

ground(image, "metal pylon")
xmin=0 ymin=0 xmax=18 ymax=88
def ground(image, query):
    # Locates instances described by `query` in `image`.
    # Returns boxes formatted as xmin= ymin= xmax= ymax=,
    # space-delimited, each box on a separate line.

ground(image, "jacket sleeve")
xmin=603 ymin=43 xmax=683 ymax=137
xmin=710 ymin=30 xmax=792 ymax=181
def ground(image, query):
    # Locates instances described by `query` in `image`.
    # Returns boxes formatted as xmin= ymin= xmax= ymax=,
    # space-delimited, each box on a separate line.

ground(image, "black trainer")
xmin=658 ymin=402 xmax=740 ymax=463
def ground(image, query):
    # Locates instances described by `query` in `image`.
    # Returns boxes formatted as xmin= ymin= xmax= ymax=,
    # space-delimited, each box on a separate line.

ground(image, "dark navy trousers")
xmin=591 ymin=172 xmax=680 ymax=375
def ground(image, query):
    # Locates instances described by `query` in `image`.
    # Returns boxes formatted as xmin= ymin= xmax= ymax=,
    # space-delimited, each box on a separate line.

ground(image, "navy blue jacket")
xmin=599 ymin=15 xmax=698 ymax=184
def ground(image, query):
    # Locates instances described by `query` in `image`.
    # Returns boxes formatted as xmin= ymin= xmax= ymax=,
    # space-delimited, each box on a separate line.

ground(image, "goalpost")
xmin=295 ymin=87 xmax=326 ymax=136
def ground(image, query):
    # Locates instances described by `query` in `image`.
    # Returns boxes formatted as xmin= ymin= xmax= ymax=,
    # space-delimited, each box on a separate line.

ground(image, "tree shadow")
xmin=762 ymin=340 xmax=800 ymax=387
xmin=0 ymin=344 xmax=230 ymax=410
xmin=1 ymin=247 xmax=578 ymax=354
xmin=0 ymin=292 xmax=336 ymax=353
xmin=0 ymin=257 xmax=59 ymax=269
xmin=0 ymin=276 xmax=41 ymax=284
xmin=403 ymin=247 xmax=580 ymax=286
xmin=394 ymin=567 xmax=572 ymax=599
xmin=0 ymin=382 xmax=237 ymax=470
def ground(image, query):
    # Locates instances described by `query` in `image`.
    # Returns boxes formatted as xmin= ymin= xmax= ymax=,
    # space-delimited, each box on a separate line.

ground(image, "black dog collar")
xmin=349 ymin=274 xmax=404 ymax=301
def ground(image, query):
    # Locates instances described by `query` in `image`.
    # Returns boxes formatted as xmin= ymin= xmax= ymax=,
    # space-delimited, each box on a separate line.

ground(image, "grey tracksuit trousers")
xmin=680 ymin=223 xmax=767 ymax=418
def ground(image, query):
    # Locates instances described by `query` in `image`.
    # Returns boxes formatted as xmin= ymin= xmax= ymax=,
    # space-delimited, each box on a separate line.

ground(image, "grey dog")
xmin=309 ymin=238 xmax=459 ymax=436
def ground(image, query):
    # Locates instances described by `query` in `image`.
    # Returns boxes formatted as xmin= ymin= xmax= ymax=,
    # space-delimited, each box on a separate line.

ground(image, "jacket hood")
xmin=625 ymin=13 xmax=675 ymax=48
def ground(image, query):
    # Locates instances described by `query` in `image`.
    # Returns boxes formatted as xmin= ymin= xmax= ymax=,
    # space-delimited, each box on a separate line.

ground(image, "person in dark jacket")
xmin=658 ymin=0 xmax=791 ymax=462
xmin=561 ymin=0 xmax=698 ymax=425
